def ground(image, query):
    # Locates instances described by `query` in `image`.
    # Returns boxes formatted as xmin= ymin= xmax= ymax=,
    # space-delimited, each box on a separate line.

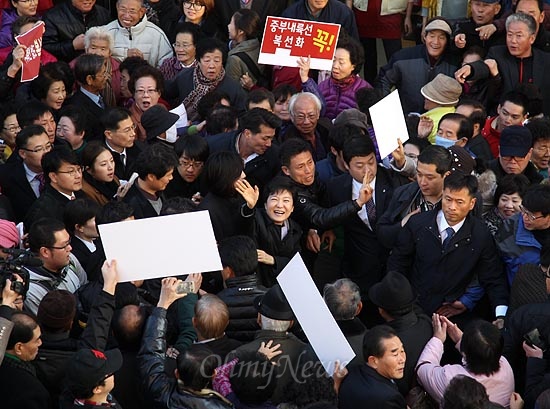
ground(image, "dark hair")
xmin=135 ymin=144 xmax=178 ymax=180
xmin=11 ymin=15 xmax=40 ymax=37
xmin=232 ymin=8 xmax=261 ymax=39
xmin=273 ymin=84 xmax=297 ymax=104
xmin=328 ymin=124 xmax=362 ymax=151
xmin=323 ymin=278 xmax=361 ymax=321
xmin=0 ymin=102 xmax=17 ymax=127
xmin=515 ymin=83 xmax=543 ymax=118
xmin=101 ymin=107 xmax=132 ymax=131
xmin=463 ymin=45 xmax=486 ymax=60
xmin=174 ymin=134 xmax=209 ymax=161
xmin=73 ymin=53 xmax=105 ymax=85
xmin=119 ymin=56 xmax=150 ymax=77
xmin=28 ymin=217 xmax=66 ymax=252
xmin=58 ymin=105 xmax=87 ymax=136
xmin=355 ymin=87 xmax=383 ymax=117
xmin=96 ymin=201 xmax=134 ymax=225
xmin=460 ymin=320 xmax=503 ymax=376
xmin=279 ymin=138 xmax=313 ymax=168
xmin=417 ymin=145 xmax=453 ymax=176
xmin=15 ymin=124 xmax=47 ymax=149
xmin=41 ymin=147 xmax=80 ymax=184
xmin=81 ymin=141 xmax=110 ymax=169
xmin=443 ymin=375 xmax=490 ymax=409
xmin=404 ymin=137 xmax=431 ymax=154
xmin=438 ymin=113 xmax=474 ymax=141
xmin=522 ymin=184 xmax=550 ymax=216
xmin=128 ymin=65 xmax=164 ymax=96
xmin=112 ymin=304 xmax=150 ymax=349
xmin=230 ymin=350 xmax=277 ymax=404
xmin=160 ymin=197 xmax=197 ymax=215
xmin=203 ymin=151 xmax=243 ymax=197
xmin=63 ymin=199 xmax=101 ymax=235
xmin=443 ymin=171 xmax=478 ymax=197
xmin=239 ymin=108 xmax=282 ymax=133
xmin=173 ymin=21 xmax=203 ymax=45
xmin=246 ymin=89 xmax=275 ymax=111
xmin=499 ymin=91 xmax=529 ymax=115
xmin=176 ymin=344 xmax=219 ymax=390
xmin=196 ymin=90 xmax=231 ymax=120
xmin=196 ymin=38 xmax=228 ymax=64
xmin=525 ymin=117 xmax=550 ymax=144
xmin=17 ymin=101 xmax=52 ymax=128
xmin=281 ymin=361 xmax=337 ymax=407
xmin=336 ymin=35 xmax=364 ymax=76
xmin=493 ymin=174 xmax=530 ymax=206
xmin=363 ymin=325 xmax=399 ymax=359
xmin=458 ymin=99 xmax=487 ymax=131
xmin=514 ymin=0 xmax=544 ymax=12
xmin=31 ymin=62 xmax=73 ymax=102
xmin=535 ymin=389 xmax=550 ymax=409
xmin=342 ymin=136 xmax=376 ymax=164
xmin=179 ymin=0 xmax=214 ymax=13
xmin=6 ymin=311 xmax=38 ymax=350
xmin=218 ymin=235 xmax=258 ymax=276
xmin=205 ymin=105 xmax=238 ymax=135
xmin=265 ymin=176 xmax=296 ymax=205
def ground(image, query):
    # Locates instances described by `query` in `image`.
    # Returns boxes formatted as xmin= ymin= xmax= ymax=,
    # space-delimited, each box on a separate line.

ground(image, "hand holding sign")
xmin=15 ymin=21 xmax=45 ymax=82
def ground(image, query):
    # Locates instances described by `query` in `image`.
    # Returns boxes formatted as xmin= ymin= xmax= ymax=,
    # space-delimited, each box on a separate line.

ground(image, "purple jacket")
xmin=303 ymin=75 xmax=372 ymax=120
xmin=0 ymin=9 xmax=18 ymax=49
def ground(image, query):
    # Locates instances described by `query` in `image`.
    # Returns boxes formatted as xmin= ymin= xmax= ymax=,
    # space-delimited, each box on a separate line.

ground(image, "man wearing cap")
xmin=453 ymin=0 xmax=505 ymax=52
xmin=338 ymin=325 xmax=407 ymax=409
xmin=417 ymin=73 xmax=463 ymax=144
xmin=0 ymin=219 xmax=19 ymax=257
xmin=369 ymin=272 xmax=432 ymax=396
xmin=494 ymin=184 xmax=550 ymax=286
xmin=488 ymin=125 xmax=544 ymax=185
xmin=377 ymin=18 xmax=458 ymax=115
xmin=206 ymin=108 xmax=282 ymax=193
xmin=456 ymin=13 xmax=550 ymax=117
xmin=227 ymin=284 xmax=313 ymax=404
xmin=141 ymin=105 xmax=179 ymax=145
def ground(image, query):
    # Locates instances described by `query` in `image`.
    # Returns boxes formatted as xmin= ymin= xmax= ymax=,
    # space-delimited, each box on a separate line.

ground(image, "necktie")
xmin=442 ymin=227 xmax=455 ymax=249
xmin=120 ymin=152 xmax=126 ymax=167
xmin=35 ymin=173 xmax=45 ymax=194
xmin=365 ymin=197 xmax=376 ymax=227
xmin=98 ymin=95 xmax=105 ymax=109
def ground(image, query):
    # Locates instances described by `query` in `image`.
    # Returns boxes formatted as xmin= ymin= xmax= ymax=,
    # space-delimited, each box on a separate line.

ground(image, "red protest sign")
xmin=15 ymin=21 xmax=45 ymax=82
xmin=259 ymin=17 xmax=340 ymax=71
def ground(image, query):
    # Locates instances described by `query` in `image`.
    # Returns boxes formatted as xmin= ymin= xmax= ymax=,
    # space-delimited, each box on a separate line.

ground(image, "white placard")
xmin=98 ymin=211 xmax=221 ymax=282
xmin=277 ymin=254 xmax=356 ymax=375
xmin=369 ymin=89 xmax=409 ymax=159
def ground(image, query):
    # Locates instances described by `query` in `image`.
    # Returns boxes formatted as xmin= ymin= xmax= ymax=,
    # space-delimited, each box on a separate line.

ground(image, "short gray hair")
xmin=260 ymin=314 xmax=291 ymax=332
xmin=506 ymin=12 xmax=537 ymax=35
xmin=288 ymin=92 xmax=322 ymax=116
xmin=323 ymin=278 xmax=361 ymax=320
xmin=85 ymin=27 xmax=114 ymax=53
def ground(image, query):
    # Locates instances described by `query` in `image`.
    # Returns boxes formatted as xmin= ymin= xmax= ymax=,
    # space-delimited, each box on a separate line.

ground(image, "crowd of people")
xmin=0 ymin=0 xmax=548 ymax=407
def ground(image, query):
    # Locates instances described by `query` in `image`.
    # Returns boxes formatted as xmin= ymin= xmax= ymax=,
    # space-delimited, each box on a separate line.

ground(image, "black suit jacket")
xmin=122 ymin=183 xmax=162 ymax=219
xmin=103 ymin=140 xmax=144 ymax=181
xmin=64 ymin=89 xmax=105 ymax=140
xmin=326 ymin=168 xmax=404 ymax=291
xmin=0 ymin=161 xmax=38 ymax=223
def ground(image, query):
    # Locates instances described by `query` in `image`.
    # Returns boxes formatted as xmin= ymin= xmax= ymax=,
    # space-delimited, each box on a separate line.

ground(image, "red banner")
xmin=15 ymin=21 xmax=45 ymax=82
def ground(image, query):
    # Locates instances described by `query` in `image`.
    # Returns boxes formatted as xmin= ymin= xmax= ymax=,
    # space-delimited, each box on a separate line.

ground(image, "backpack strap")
xmin=234 ymin=51 xmax=265 ymax=83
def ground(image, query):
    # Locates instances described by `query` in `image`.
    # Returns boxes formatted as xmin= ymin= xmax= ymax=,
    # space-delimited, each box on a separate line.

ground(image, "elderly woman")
xmin=299 ymin=35 xmax=371 ymax=120
xmin=0 ymin=0 xmax=38 ymax=49
xmin=417 ymin=315 xmax=514 ymax=408
xmin=56 ymin=105 xmax=87 ymax=159
xmin=159 ymin=22 xmax=201 ymax=81
xmin=483 ymin=174 xmax=530 ymax=237
xmin=27 ymin=62 xmax=72 ymax=113
xmin=166 ymin=38 xmax=246 ymax=121
xmin=377 ymin=17 xmax=458 ymax=115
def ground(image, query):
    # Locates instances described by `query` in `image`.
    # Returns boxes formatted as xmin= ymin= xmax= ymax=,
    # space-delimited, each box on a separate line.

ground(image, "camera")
xmin=0 ymin=248 xmax=42 ymax=297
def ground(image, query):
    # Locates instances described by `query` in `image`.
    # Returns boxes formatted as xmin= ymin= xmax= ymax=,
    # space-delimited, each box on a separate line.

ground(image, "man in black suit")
xmin=338 ymin=325 xmax=407 ymax=409
xmin=206 ymin=108 xmax=282 ymax=193
xmin=326 ymin=136 xmax=407 ymax=299
xmin=102 ymin=107 xmax=143 ymax=181
xmin=64 ymin=54 xmax=109 ymax=140
xmin=0 ymin=125 xmax=51 ymax=223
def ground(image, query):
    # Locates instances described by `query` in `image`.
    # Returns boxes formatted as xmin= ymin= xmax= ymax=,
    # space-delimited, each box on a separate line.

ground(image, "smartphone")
xmin=524 ymin=328 xmax=547 ymax=351
xmin=176 ymin=281 xmax=195 ymax=294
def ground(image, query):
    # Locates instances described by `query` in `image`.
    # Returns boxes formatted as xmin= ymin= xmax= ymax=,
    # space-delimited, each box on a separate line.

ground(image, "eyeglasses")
xmin=501 ymin=155 xmax=527 ymax=162
xmin=118 ymin=124 xmax=136 ymax=134
xmin=179 ymin=159 xmax=204 ymax=169
xmin=292 ymin=113 xmax=318 ymax=123
xmin=173 ymin=42 xmax=194 ymax=49
xmin=183 ymin=1 xmax=205 ymax=10
xmin=57 ymin=167 xmax=83 ymax=177
xmin=519 ymin=205 xmax=547 ymax=221
xmin=17 ymin=0 xmax=38 ymax=4
xmin=135 ymin=88 xmax=158 ymax=96
xmin=118 ymin=6 xmax=141 ymax=16
xmin=20 ymin=143 xmax=52 ymax=153
xmin=49 ymin=238 xmax=71 ymax=251
xmin=3 ymin=125 xmax=20 ymax=133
